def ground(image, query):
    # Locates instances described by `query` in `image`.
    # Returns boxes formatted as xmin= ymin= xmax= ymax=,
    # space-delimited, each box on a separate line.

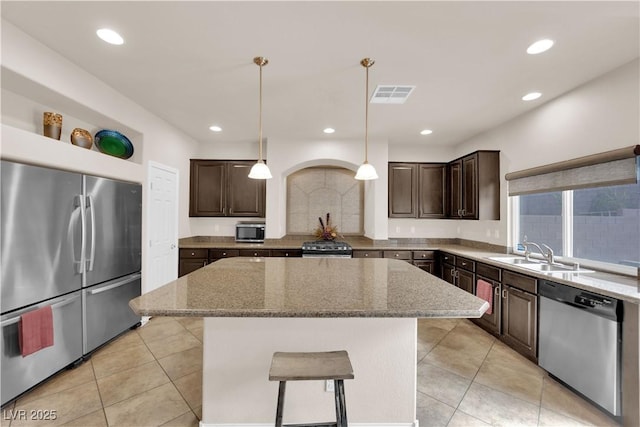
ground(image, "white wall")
xmin=386 ymin=60 xmax=639 ymax=246
xmin=453 ymin=59 xmax=639 ymax=248
xmin=1 ymin=20 xmax=200 ymax=292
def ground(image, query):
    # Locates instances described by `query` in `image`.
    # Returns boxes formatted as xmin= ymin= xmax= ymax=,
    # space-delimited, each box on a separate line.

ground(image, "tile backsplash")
xmin=287 ymin=167 xmax=363 ymax=235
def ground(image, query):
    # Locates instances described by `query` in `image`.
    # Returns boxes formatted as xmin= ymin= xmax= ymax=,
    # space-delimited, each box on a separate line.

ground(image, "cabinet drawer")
xmin=440 ymin=253 xmax=455 ymax=264
xmin=270 ymin=249 xmax=302 ymax=257
xmin=412 ymin=250 xmax=435 ymax=260
xmin=383 ymin=250 xmax=412 ymax=260
xmin=477 ymin=262 xmax=501 ymax=282
xmin=238 ymin=249 xmax=270 ymax=257
xmin=209 ymin=249 xmax=240 ymax=259
xmin=179 ymin=249 xmax=209 ymax=259
xmin=352 ymin=250 xmax=382 ymax=258
xmin=456 ymin=256 xmax=476 ymax=272
xmin=503 ymin=270 xmax=537 ymax=294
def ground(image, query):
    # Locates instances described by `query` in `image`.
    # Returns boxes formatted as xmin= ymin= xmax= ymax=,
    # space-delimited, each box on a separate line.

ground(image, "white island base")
xmin=201 ymin=317 xmax=418 ymax=426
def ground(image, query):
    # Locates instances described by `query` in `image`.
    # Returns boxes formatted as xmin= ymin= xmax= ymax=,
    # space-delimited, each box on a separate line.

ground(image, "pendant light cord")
xmin=258 ymin=62 xmax=264 ymax=162
xmin=364 ymin=63 xmax=369 ymax=163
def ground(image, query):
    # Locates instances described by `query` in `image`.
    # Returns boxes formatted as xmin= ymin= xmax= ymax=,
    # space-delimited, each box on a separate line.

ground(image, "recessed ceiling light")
xmin=96 ymin=28 xmax=124 ymax=45
xmin=323 ymin=128 xmax=335 ymax=134
xmin=209 ymin=125 xmax=222 ymax=132
xmin=522 ymin=92 xmax=542 ymax=101
xmin=527 ymin=39 xmax=554 ymax=55
xmin=420 ymin=129 xmax=433 ymax=135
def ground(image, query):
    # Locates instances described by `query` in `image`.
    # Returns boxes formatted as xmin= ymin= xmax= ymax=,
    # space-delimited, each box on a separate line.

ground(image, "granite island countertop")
xmin=130 ymin=257 xmax=489 ymax=318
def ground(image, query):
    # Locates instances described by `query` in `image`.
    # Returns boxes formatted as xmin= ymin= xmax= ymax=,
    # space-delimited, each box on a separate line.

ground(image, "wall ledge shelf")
xmin=1 ymin=124 xmax=143 ymax=183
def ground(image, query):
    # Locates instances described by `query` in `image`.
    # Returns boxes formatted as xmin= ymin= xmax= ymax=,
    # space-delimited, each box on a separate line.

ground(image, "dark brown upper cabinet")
xmin=388 ymin=163 xmax=447 ymax=219
xmin=448 ymin=151 xmax=500 ymax=220
xmin=418 ymin=164 xmax=447 ymax=218
xmin=189 ymin=160 xmax=265 ymax=217
xmin=388 ymin=163 xmax=418 ymax=217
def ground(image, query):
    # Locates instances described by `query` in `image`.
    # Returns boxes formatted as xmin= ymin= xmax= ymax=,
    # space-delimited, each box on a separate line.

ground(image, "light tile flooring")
xmin=1 ymin=317 xmax=620 ymax=426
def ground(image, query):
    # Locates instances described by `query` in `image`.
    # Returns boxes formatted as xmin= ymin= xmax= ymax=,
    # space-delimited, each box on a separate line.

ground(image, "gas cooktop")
xmin=301 ymin=240 xmax=353 ymax=257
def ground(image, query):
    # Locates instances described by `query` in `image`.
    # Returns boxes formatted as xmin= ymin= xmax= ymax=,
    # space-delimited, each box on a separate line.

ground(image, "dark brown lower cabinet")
xmin=270 ymin=249 xmax=302 ymax=257
xmin=239 ymin=249 xmax=271 ymax=257
xmin=456 ymin=269 xmax=475 ymax=294
xmin=440 ymin=256 xmax=475 ymax=294
xmin=442 ymin=262 xmax=455 ymax=285
xmin=209 ymin=249 xmax=240 ymax=263
xmin=501 ymin=284 xmax=537 ymax=362
xmin=473 ymin=262 xmax=502 ymax=336
xmin=178 ymin=249 xmax=209 ymax=277
xmin=413 ymin=260 xmax=434 ymax=274
xmin=352 ymin=250 xmax=382 ymax=258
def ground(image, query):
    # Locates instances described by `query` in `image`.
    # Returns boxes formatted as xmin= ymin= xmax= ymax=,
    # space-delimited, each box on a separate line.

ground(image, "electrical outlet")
xmin=325 ymin=380 xmax=334 ymax=392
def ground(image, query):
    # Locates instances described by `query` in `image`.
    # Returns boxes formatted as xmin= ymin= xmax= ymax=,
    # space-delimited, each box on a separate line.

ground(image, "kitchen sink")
xmin=488 ymin=256 xmax=594 ymax=274
xmin=489 ymin=256 xmax=540 ymax=265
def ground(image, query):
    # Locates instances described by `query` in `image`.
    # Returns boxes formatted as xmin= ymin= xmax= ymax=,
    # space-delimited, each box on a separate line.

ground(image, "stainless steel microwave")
xmin=235 ymin=222 xmax=265 ymax=243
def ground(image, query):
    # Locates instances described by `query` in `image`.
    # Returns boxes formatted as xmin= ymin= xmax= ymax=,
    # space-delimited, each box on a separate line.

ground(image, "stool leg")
xmin=275 ymin=381 xmax=286 ymax=427
xmin=334 ymin=380 xmax=347 ymax=427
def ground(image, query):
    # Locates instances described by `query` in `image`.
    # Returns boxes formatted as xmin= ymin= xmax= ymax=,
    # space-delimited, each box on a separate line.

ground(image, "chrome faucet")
xmin=522 ymin=236 xmax=555 ymax=265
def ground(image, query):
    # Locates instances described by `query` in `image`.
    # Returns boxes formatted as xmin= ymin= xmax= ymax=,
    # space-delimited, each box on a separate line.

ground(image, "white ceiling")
xmin=2 ymin=1 xmax=638 ymax=147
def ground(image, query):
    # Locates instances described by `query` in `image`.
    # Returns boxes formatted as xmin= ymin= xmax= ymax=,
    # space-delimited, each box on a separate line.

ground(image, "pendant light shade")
xmin=248 ymin=160 xmax=272 ymax=179
xmin=249 ymin=56 xmax=272 ymax=180
xmin=355 ymin=161 xmax=378 ymax=180
xmin=355 ymin=58 xmax=378 ymax=181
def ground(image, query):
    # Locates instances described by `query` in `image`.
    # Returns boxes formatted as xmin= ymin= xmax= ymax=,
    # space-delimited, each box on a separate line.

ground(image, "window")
xmin=517 ymin=191 xmax=563 ymax=256
xmin=514 ymin=181 xmax=640 ymax=272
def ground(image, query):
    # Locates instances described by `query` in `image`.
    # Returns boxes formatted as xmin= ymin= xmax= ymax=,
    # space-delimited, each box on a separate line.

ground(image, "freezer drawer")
xmin=1 ymin=291 xmax=83 ymax=405
xmin=83 ymin=273 xmax=141 ymax=354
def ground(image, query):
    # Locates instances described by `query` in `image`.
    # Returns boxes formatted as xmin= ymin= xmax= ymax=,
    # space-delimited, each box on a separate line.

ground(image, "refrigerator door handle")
xmin=0 ymin=294 xmax=81 ymax=327
xmin=86 ymin=195 xmax=96 ymax=272
xmin=74 ymin=195 xmax=86 ymax=274
xmin=87 ymin=273 xmax=142 ymax=295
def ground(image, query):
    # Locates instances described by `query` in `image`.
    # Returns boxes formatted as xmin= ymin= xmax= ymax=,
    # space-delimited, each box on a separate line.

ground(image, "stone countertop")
xmin=179 ymin=235 xmax=456 ymax=250
xmin=178 ymin=236 xmax=640 ymax=303
xmin=130 ymin=257 xmax=489 ymax=318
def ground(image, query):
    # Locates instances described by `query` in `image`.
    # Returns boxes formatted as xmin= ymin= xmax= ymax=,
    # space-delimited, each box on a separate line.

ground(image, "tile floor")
xmin=1 ymin=317 xmax=621 ymax=426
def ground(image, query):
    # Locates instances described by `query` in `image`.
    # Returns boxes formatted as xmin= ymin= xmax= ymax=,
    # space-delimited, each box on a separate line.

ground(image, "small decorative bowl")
xmin=70 ymin=128 xmax=93 ymax=149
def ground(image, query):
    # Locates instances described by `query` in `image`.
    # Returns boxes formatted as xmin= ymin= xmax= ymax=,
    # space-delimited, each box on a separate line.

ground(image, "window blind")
xmin=506 ymin=145 xmax=639 ymax=196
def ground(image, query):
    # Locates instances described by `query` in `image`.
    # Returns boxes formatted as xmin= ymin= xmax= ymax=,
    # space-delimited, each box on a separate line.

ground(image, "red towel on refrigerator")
xmin=19 ymin=305 xmax=54 ymax=357
xmin=476 ymin=279 xmax=493 ymax=315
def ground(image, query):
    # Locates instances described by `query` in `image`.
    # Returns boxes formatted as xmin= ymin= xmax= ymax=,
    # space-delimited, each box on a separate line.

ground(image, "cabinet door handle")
xmin=222 ymin=252 xmax=227 ymax=256
xmin=450 ymin=268 xmax=455 ymax=277
xmin=365 ymin=253 xmax=369 ymax=257
xmin=494 ymin=287 xmax=500 ymax=296
xmin=461 ymin=262 xmax=467 ymax=266
xmin=254 ymin=252 xmax=258 ymax=256
xmin=502 ymin=289 xmax=507 ymax=299
xmin=395 ymin=253 xmax=399 ymax=257
xmin=421 ymin=254 xmax=426 ymax=258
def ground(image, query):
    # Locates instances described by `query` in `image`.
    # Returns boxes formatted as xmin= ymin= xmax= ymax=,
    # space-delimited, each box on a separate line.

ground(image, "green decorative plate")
xmin=94 ymin=130 xmax=134 ymax=159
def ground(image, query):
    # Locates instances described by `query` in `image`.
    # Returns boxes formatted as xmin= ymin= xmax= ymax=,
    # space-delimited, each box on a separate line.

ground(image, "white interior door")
xmin=147 ymin=161 xmax=178 ymax=293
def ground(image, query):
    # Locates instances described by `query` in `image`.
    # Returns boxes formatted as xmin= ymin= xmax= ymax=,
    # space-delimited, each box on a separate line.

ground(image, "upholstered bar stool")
xmin=269 ymin=350 xmax=354 ymax=427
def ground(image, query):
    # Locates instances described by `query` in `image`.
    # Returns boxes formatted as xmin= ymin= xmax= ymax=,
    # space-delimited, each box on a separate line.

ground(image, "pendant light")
xmin=248 ymin=56 xmax=273 ymax=179
xmin=355 ymin=57 xmax=378 ymax=180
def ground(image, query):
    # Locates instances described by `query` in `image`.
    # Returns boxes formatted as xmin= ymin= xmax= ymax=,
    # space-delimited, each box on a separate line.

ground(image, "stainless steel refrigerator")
xmin=1 ymin=160 xmax=142 ymax=405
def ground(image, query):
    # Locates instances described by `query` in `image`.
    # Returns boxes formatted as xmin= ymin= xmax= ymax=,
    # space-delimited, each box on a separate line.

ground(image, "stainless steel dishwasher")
xmin=538 ymin=280 xmax=623 ymax=417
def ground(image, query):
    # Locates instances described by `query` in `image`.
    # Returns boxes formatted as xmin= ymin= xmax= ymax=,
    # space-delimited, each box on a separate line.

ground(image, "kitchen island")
xmin=130 ymin=257 xmax=488 ymax=426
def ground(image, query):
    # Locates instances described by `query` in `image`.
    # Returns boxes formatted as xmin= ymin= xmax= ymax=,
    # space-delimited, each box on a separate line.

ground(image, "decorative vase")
xmin=43 ymin=112 xmax=62 ymax=140
xmin=70 ymin=128 xmax=93 ymax=149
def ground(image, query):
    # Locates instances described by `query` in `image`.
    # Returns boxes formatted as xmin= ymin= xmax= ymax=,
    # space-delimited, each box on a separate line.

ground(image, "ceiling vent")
xmin=370 ymin=85 xmax=415 ymax=104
